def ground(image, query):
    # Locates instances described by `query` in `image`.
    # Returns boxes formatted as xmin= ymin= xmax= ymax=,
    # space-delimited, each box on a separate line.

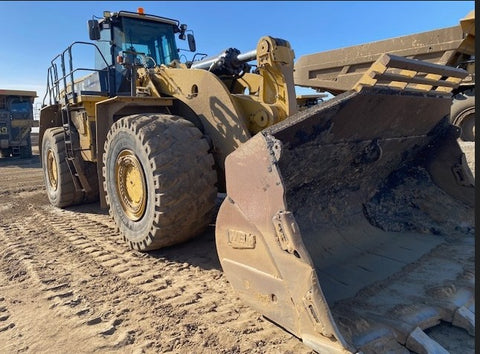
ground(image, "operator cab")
xmin=88 ymin=9 xmax=195 ymax=94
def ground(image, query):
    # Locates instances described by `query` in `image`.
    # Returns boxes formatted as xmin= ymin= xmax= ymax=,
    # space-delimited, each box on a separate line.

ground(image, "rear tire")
xmin=451 ymin=89 xmax=475 ymax=141
xmin=103 ymin=114 xmax=217 ymax=251
xmin=42 ymin=127 xmax=83 ymax=207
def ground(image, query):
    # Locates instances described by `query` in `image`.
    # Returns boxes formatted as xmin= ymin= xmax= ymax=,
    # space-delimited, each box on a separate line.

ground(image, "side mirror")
xmin=88 ymin=20 xmax=101 ymax=40
xmin=187 ymin=33 xmax=196 ymax=52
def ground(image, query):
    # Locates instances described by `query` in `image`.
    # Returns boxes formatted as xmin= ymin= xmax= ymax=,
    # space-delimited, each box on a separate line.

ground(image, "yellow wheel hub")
xmin=46 ymin=149 xmax=58 ymax=191
xmin=115 ymin=150 xmax=147 ymax=221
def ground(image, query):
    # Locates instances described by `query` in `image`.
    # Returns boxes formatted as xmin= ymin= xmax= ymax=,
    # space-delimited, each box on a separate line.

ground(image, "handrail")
xmin=43 ymin=41 xmax=113 ymax=106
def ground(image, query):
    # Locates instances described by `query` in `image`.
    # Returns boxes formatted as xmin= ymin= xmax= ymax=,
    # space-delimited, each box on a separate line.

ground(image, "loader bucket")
xmin=216 ymin=83 xmax=474 ymax=352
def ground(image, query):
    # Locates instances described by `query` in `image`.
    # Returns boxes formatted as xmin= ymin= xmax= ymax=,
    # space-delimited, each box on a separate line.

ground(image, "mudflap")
xmin=215 ymin=87 xmax=474 ymax=353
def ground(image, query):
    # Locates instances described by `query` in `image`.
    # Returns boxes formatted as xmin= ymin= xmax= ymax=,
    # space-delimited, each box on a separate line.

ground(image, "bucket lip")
xmin=265 ymin=87 xmax=449 ymax=137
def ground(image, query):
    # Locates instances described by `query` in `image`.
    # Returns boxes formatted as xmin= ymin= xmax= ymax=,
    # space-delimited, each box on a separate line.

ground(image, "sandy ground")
xmin=461 ymin=141 xmax=475 ymax=177
xmin=0 ymin=139 xmax=474 ymax=353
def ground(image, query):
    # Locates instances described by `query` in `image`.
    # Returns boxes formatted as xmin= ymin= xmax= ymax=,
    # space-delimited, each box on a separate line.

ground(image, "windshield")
xmin=117 ymin=17 xmax=179 ymax=67
xmin=10 ymin=99 xmax=31 ymax=113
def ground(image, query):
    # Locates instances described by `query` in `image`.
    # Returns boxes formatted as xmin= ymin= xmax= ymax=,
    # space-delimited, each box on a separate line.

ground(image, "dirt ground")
xmin=0 ymin=140 xmax=474 ymax=353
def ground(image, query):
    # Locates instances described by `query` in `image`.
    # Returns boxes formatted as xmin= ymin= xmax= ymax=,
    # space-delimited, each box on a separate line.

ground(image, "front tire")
xmin=103 ymin=114 xmax=217 ymax=251
xmin=42 ymin=127 xmax=83 ymax=207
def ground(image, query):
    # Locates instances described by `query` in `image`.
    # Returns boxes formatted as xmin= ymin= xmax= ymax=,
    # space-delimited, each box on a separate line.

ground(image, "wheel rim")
xmin=46 ymin=149 xmax=58 ymax=191
xmin=115 ymin=149 xmax=147 ymax=221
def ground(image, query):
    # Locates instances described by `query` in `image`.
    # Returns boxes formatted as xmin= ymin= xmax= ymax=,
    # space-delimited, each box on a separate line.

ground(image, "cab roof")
xmin=0 ymin=89 xmax=37 ymax=97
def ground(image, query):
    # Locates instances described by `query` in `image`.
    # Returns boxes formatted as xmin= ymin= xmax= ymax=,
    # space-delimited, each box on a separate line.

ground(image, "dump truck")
xmin=294 ymin=10 xmax=475 ymax=141
xmin=39 ymin=9 xmax=474 ymax=353
xmin=0 ymin=89 xmax=38 ymax=158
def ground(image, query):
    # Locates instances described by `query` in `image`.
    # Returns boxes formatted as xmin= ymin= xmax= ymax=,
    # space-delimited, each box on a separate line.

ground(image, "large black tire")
xmin=103 ymin=114 xmax=217 ymax=251
xmin=451 ymin=88 xmax=475 ymax=141
xmin=42 ymin=127 xmax=83 ymax=207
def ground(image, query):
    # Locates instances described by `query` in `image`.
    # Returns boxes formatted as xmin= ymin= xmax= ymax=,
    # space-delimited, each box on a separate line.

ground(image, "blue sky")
xmin=0 ymin=1 xmax=474 ymax=108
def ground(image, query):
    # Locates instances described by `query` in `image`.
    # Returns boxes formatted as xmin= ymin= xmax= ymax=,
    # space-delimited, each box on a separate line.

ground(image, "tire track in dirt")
xmin=33 ymin=205 xmax=311 ymax=352
xmin=0 ymin=188 xmax=310 ymax=353
xmin=0 ymin=220 xmax=137 ymax=352
xmin=0 ymin=293 xmax=14 ymax=333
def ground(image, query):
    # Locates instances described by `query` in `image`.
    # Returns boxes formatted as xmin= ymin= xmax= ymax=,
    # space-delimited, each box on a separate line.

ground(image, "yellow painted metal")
xmin=10 ymin=120 xmax=39 ymax=128
xmin=387 ymin=69 xmax=416 ymax=90
xmin=140 ymin=36 xmax=297 ymax=151
xmin=46 ymin=149 xmax=58 ymax=191
xmin=353 ymin=54 xmax=466 ymax=93
xmin=147 ymin=65 xmax=251 ymax=162
xmin=459 ymin=10 xmax=475 ymax=56
xmin=115 ymin=149 xmax=147 ymax=221
xmin=76 ymin=95 xmax=106 ymax=117
xmin=255 ymin=37 xmax=297 ymax=118
xmin=230 ymin=37 xmax=297 ymax=134
xmin=460 ymin=10 xmax=475 ymax=36
xmin=62 ymin=96 xmax=109 ymax=162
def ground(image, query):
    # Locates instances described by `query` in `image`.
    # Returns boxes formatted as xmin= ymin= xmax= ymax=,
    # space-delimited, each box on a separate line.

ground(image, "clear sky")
xmin=0 ymin=1 xmax=474 ymax=109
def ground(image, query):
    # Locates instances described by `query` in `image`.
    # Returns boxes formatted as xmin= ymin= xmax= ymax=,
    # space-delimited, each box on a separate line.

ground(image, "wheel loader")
xmin=39 ymin=8 xmax=475 ymax=353
xmin=294 ymin=10 xmax=475 ymax=142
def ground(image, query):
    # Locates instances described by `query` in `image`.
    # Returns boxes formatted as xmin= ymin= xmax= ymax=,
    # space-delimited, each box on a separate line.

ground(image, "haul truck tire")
xmin=451 ymin=88 xmax=475 ymax=141
xmin=103 ymin=114 xmax=217 ymax=251
xmin=42 ymin=127 xmax=84 ymax=207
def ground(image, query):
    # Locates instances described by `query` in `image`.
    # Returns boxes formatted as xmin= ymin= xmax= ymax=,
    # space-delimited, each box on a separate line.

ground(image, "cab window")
xmin=10 ymin=99 xmax=31 ymax=113
xmin=118 ymin=17 xmax=179 ymax=66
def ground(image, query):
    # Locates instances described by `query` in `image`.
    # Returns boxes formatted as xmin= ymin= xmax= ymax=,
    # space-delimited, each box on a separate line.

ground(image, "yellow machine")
xmin=39 ymin=9 xmax=474 ymax=353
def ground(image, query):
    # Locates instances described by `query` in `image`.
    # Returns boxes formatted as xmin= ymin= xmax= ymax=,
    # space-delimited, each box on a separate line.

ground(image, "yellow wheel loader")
xmin=39 ymin=9 xmax=474 ymax=353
